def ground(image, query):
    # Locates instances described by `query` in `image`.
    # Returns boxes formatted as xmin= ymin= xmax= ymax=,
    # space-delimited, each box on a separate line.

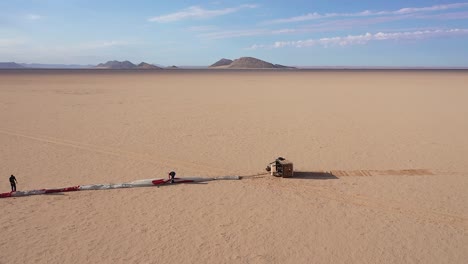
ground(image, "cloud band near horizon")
xmin=266 ymin=2 xmax=468 ymax=24
xmin=148 ymin=4 xmax=257 ymax=23
xmin=248 ymin=29 xmax=468 ymax=49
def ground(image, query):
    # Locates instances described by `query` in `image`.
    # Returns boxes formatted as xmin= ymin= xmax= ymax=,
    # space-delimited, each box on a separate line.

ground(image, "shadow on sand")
xmin=291 ymin=171 xmax=338 ymax=180
xmin=45 ymin=192 xmax=66 ymax=196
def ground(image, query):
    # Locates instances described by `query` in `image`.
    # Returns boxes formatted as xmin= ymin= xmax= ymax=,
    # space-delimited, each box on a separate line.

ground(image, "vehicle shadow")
xmin=291 ymin=171 xmax=338 ymax=180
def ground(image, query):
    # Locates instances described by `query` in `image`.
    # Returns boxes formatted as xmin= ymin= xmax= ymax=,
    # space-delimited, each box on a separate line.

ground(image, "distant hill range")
xmin=0 ymin=62 xmax=25 ymax=69
xmin=21 ymin=63 xmax=91 ymax=69
xmin=0 ymin=62 xmax=92 ymax=69
xmin=210 ymin=57 xmax=295 ymax=69
xmin=96 ymin=60 xmax=162 ymax=70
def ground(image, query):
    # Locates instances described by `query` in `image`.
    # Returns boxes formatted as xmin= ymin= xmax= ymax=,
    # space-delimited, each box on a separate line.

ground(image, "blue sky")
xmin=1 ymin=0 xmax=468 ymax=66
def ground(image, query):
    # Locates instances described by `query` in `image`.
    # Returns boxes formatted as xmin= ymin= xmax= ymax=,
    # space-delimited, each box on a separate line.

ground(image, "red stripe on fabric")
xmin=0 ymin=192 xmax=12 ymax=198
xmin=152 ymin=179 xmax=169 ymax=185
xmin=151 ymin=178 xmax=195 ymax=185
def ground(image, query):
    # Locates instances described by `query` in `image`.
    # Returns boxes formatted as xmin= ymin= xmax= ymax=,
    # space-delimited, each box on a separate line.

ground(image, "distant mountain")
xmin=0 ymin=62 xmax=25 ymax=69
xmin=166 ymin=65 xmax=179 ymax=69
xmin=20 ymin=63 xmax=91 ymax=69
xmin=209 ymin=57 xmax=295 ymax=69
xmin=137 ymin=62 xmax=162 ymax=70
xmin=96 ymin=61 xmax=164 ymax=70
xmin=96 ymin=60 xmax=137 ymax=69
xmin=229 ymin=57 xmax=276 ymax=68
xmin=210 ymin=58 xmax=233 ymax=67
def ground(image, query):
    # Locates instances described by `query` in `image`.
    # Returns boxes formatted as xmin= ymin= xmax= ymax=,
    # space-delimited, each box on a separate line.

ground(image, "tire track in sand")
xmin=332 ymin=169 xmax=434 ymax=176
xmin=3 ymin=129 xmax=466 ymax=229
xmin=0 ymin=128 xmax=231 ymax=174
xmin=251 ymin=177 xmax=468 ymax=231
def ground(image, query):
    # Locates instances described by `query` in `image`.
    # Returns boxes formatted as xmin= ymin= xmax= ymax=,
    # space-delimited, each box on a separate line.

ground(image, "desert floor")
xmin=0 ymin=70 xmax=467 ymax=263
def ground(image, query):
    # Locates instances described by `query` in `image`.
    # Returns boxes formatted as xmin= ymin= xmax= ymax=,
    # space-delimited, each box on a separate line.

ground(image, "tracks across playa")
xmin=0 ymin=128 xmax=231 ymax=175
xmin=0 ymin=128 xmax=452 ymax=178
xmin=1 ymin=128 xmax=467 ymax=231
xmin=243 ymin=173 xmax=468 ymax=232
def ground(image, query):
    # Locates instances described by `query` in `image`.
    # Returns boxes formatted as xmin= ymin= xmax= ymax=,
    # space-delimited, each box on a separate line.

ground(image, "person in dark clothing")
xmin=9 ymin=175 xmax=17 ymax=192
xmin=168 ymin=171 xmax=176 ymax=184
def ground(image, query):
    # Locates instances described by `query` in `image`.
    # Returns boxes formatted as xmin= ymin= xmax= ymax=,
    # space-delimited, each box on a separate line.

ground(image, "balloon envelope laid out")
xmin=0 ymin=176 xmax=240 ymax=199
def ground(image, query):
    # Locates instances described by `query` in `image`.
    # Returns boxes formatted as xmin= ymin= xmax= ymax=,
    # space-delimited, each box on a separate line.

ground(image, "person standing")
xmin=9 ymin=175 xmax=17 ymax=192
xmin=168 ymin=171 xmax=176 ymax=183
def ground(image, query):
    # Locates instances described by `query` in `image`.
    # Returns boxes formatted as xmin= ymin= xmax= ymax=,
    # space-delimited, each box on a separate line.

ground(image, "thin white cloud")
xmin=148 ymin=4 xmax=257 ymax=22
xmin=246 ymin=44 xmax=267 ymax=50
xmin=25 ymin=14 xmax=43 ymax=20
xmin=266 ymin=3 xmax=468 ymax=24
xmin=200 ymin=28 xmax=269 ymax=39
xmin=202 ymin=10 xmax=468 ymax=40
xmin=392 ymin=2 xmax=468 ymax=14
xmin=248 ymin=29 xmax=468 ymax=49
xmin=200 ymin=16 xmax=406 ymax=39
xmin=187 ymin=25 xmax=218 ymax=31
xmin=79 ymin=41 xmax=129 ymax=50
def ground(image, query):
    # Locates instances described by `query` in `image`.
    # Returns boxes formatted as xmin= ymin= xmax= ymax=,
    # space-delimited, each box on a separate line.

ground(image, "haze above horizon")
xmin=1 ymin=0 xmax=468 ymax=67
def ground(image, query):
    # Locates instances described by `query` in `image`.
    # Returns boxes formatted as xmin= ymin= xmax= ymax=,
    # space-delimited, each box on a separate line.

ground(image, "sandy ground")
xmin=0 ymin=70 xmax=467 ymax=263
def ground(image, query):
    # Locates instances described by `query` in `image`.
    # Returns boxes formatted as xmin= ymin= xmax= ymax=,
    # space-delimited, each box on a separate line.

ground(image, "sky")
xmin=1 ymin=0 xmax=468 ymax=66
